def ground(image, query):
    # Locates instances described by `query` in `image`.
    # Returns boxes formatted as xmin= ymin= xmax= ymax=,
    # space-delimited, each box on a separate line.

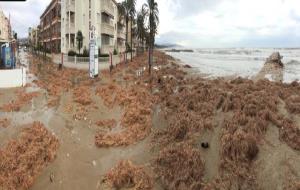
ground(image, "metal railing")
xmin=66 ymin=2 xmax=75 ymax=12
xmin=101 ymin=0 xmax=114 ymax=14
xmin=64 ymin=55 xmax=110 ymax=64
xmin=117 ymin=30 xmax=126 ymax=39
xmin=101 ymin=23 xmax=114 ymax=35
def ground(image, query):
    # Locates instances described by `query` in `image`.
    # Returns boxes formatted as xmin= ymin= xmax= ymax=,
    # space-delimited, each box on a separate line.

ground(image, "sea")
xmin=165 ymin=48 xmax=300 ymax=83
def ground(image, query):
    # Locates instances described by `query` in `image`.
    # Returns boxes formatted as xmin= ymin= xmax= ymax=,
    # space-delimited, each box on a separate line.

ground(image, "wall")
xmin=0 ymin=68 xmax=26 ymax=88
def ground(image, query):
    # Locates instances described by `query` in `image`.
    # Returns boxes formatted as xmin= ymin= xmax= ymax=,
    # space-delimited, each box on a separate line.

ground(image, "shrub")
xmin=82 ymin=47 xmax=89 ymax=57
xmin=99 ymin=54 xmax=109 ymax=57
xmin=113 ymin=49 xmax=118 ymax=55
xmin=68 ymin=50 xmax=76 ymax=56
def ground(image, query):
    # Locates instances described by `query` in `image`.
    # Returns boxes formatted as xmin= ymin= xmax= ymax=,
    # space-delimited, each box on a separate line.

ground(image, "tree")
xmin=144 ymin=0 xmax=159 ymax=74
xmin=117 ymin=3 xmax=126 ymax=54
xmin=117 ymin=3 xmax=126 ymax=24
xmin=120 ymin=0 xmax=136 ymax=63
xmin=13 ymin=32 xmax=17 ymax=40
xmin=129 ymin=0 xmax=136 ymax=61
xmin=136 ymin=7 xmax=147 ymax=50
xmin=76 ymin=30 xmax=84 ymax=54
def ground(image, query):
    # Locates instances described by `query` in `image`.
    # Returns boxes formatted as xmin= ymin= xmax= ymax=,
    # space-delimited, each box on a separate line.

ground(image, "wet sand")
xmin=0 ymin=51 xmax=299 ymax=190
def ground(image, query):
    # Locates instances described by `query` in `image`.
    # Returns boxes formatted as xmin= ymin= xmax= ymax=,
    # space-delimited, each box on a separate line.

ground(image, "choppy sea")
xmin=165 ymin=48 xmax=300 ymax=83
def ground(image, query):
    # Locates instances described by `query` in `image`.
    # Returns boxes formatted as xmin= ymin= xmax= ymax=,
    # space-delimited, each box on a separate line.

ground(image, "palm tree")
xmin=144 ymin=0 xmax=159 ymax=74
xmin=13 ymin=32 xmax=18 ymax=40
xmin=121 ymin=0 xmax=136 ymax=63
xmin=117 ymin=3 xmax=126 ymax=54
xmin=136 ymin=7 xmax=147 ymax=52
xmin=76 ymin=30 xmax=84 ymax=54
xmin=129 ymin=0 xmax=136 ymax=61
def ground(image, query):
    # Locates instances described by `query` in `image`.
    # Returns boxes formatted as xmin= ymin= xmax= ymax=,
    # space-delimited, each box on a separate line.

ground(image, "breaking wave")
xmin=286 ymin=60 xmax=300 ymax=65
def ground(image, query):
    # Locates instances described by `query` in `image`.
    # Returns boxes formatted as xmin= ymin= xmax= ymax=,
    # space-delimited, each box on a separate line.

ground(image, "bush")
xmin=82 ymin=47 xmax=89 ymax=57
xmin=113 ymin=49 xmax=118 ymax=55
xmin=99 ymin=54 xmax=109 ymax=57
xmin=68 ymin=50 xmax=76 ymax=56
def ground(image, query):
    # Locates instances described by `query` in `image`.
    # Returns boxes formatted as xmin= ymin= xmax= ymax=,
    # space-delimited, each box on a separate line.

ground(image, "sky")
xmin=0 ymin=0 xmax=300 ymax=48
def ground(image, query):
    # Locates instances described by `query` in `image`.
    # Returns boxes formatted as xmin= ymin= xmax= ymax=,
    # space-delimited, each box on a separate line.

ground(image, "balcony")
xmin=101 ymin=23 xmax=114 ymax=36
xmin=101 ymin=44 xmax=114 ymax=54
xmin=101 ymin=0 xmax=114 ymax=17
xmin=117 ymin=30 xmax=125 ymax=39
xmin=66 ymin=2 xmax=75 ymax=12
xmin=52 ymin=33 xmax=61 ymax=40
xmin=52 ymin=16 xmax=61 ymax=25
xmin=65 ymin=23 xmax=75 ymax=34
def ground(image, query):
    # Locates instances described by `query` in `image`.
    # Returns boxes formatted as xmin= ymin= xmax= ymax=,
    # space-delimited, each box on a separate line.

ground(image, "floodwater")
xmin=166 ymin=48 xmax=300 ymax=83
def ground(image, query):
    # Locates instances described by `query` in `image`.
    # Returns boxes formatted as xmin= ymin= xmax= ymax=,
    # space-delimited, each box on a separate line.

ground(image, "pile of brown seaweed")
xmin=95 ymin=84 xmax=121 ymax=108
xmin=73 ymin=86 xmax=92 ymax=106
xmin=0 ymin=122 xmax=59 ymax=190
xmin=154 ymin=144 xmax=204 ymax=190
xmin=95 ymin=86 xmax=154 ymax=147
xmin=150 ymin=58 xmax=300 ymax=189
xmin=0 ymin=91 xmax=40 ymax=112
xmin=95 ymin=119 xmax=117 ymax=129
xmin=0 ymin=118 xmax=11 ymax=128
xmin=104 ymin=160 xmax=153 ymax=190
xmin=29 ymin=56 xmax=93 ymax=108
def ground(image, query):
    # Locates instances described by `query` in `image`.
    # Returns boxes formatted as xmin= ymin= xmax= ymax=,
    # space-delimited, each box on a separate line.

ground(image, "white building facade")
xmin=61 ymin=0 xmax=126 ymax=55
xmin=0 ymin=9 xmax=11 ymax=42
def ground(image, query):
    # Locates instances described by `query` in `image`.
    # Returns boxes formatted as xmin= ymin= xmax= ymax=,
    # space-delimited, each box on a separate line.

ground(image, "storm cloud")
xmin=0 ymin=0 xmax=50 ymax=37
xmin=1 ymin=0 xmax=300 ymax=47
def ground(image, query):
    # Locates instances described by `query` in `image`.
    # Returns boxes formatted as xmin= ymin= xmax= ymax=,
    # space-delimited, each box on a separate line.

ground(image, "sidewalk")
xmin=49 ymin=52 xmax=135 ymax=71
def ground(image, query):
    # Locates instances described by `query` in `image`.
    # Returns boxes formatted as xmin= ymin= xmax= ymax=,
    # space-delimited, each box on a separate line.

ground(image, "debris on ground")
xmin=29 ymin=57 xmax=94 ymax=108
xmin=104 ymin=160 xmax=153 ymax=190
xmin=0 ymin=91 xmax=40 ymax=112
xmin=95 ymin=119 xmax=117 ymax=129
xmin=0 ymin=122 xmax=59 ymax=190
xmin=95 ymin=84 xmax=121 ymax=108
xmin=0 ymin=118 xmax=11 ymax=128
xmin=154 ymin=144 xmax=204 ymax=190
xmin=73 ymin=86 xmax=92 ymax=106
xmin=150 ymin=61 xmax=300 ymax=189
xmin=95 ymin=86 xmax=154 ymax=147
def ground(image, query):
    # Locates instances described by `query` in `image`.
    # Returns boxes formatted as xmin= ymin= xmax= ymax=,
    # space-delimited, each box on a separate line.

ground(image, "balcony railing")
xmin=117 ymin=30 xmax=125 ymax=39
xmin=101 ymin=0 xmax=114 ymax=16
xmin=101 ymin=44 xmax=114 ymax=54
xmin=51 ymin=16 xmax=61 ymax=25
xmin=66 ymin=2 xmax=75 ymax=12
xmin=101 ymin=23 xmax=114 ymax=35
xmin=65 ymin=23 xmax=75 ymax=34
xmin=52 ymin=33 xmax=61 ymax=39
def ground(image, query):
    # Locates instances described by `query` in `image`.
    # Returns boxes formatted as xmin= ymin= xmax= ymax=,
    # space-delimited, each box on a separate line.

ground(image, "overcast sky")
xmin=0 ymin=0 xmax=300 ymax=48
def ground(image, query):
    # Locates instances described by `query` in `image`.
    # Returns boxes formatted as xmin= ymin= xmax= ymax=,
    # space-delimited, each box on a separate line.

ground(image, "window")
xmin=97 ymin=13 xmax=101 ymax=24
xmin=83 ymin=14 xmax=85 ymax=25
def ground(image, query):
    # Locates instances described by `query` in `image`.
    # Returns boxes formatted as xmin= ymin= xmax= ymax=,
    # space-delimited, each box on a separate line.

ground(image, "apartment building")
xmin=39 ymin=0 xmax=61 ymax=53
xmin=28 ymin=27 xmax=40 ymax=48
xmin=0 ymin=9 xmax=12 ymax=42
xmin=61 ymin=0 xmax=126 ymax=54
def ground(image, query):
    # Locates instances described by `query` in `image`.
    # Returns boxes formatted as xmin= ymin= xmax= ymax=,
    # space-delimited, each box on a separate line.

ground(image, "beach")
xmin=0 ymin=50 xmax=300 ymax=190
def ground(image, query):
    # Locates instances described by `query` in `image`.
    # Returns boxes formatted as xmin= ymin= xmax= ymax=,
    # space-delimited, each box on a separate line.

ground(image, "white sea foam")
xmin=165 ymin=48 xmax=300 ymax=83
